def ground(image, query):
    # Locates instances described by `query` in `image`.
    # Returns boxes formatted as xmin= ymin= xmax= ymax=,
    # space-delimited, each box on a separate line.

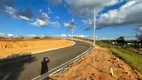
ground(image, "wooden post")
xmin=110 ymin=67 xmax=114 ymax=76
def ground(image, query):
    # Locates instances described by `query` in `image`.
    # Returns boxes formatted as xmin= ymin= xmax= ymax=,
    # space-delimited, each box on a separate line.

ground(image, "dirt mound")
xmin=0 ymin=39 xmax=73 ymax=58
xmin=51 ymin=42 xmax=142 ymax=80
xmin=0 ymin=40 xmax=32 ymax=50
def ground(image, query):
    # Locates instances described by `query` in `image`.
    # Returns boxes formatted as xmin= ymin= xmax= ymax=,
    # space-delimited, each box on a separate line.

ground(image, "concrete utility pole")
xmin=94 ymin=10 xmax=96 ymax=47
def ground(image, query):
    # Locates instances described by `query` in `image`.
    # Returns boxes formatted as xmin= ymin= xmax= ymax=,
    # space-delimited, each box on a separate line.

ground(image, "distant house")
xmin=112 ymin=41 xmax=118 ymax=45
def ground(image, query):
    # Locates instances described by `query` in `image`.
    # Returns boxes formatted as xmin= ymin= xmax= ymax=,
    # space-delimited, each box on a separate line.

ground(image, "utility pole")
xmin=94 ymin=10 xmax=96 ymax=47
xmin=72 ymin=28 xmax=73 ymax=41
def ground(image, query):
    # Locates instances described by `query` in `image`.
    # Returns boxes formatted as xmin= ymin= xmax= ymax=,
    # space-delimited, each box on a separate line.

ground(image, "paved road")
xmin=0 ymin=40 xmax=91 ymax=80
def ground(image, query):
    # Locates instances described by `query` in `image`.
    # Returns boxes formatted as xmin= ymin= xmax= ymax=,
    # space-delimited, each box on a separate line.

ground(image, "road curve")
xmin=0 ymin=40 xmax=91 ymax=80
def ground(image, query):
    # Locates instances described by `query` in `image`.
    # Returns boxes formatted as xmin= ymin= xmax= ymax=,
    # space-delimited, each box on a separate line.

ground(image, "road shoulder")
xmin=50 ymin=39 xmax=142 ymax=80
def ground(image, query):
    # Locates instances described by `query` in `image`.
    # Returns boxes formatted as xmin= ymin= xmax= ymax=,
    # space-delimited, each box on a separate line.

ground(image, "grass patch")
xmin=96 ymin=41 xmax=142 ymax=73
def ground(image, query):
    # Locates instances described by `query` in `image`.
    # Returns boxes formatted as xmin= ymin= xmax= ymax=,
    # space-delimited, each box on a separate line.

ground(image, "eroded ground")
xmin=0 ymin=39 xmax=73 ymax=58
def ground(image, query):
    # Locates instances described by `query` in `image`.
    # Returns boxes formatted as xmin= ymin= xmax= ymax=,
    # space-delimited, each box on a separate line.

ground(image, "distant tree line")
xmin=0 ymin=36 xmax=53 ymax=39
xmin=112 ymin=35 xmax=142 ymax=48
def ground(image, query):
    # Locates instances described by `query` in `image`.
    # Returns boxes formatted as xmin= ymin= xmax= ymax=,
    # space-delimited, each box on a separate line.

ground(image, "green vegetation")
xmin=44 ymin=36 xmax=52 ymax=39
xmin=96 ymin=41 xmax=142 ymax=73
xmin=34 ymin=37 xmax=40 ymax=39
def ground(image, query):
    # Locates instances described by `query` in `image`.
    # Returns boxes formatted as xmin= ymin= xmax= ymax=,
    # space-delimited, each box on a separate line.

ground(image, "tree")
xmin=44 ymin=36 xmax=51 ymax=39
xmin=34 ymin=37 xmax=40 ymax=39
xmin=18 ymin=36 xmax=24 ymax=39
xmin=135 ymin=34 xmax=142 ymax=48
xmin=116 ymin=36 xmax=127 ymax=45
xmin=136 ymin=34 xmax=142 ymax=42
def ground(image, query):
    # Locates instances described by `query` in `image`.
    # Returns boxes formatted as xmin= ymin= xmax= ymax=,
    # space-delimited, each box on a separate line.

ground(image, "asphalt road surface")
xmin=0 ymin=40 xmax=91 ymax=80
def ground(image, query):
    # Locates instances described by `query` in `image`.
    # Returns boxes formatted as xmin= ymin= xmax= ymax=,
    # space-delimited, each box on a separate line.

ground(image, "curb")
xmin=32 ymin=41 xmax=76 ymax=54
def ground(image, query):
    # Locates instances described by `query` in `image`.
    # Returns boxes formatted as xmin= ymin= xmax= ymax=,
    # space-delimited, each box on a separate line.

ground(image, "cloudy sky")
xmin=0 ymin=0 xmax=141 ymax=40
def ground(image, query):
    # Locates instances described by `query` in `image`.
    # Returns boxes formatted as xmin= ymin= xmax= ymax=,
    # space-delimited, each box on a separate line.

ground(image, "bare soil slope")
xmin=0 ymin=39 xmax=73 ymax=58
xmin=51 ymin=40 xmax=142 ymax=80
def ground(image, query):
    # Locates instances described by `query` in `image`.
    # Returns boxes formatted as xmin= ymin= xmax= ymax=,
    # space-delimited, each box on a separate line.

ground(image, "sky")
xmin=0 ymin=0 xmax=142 ymax=40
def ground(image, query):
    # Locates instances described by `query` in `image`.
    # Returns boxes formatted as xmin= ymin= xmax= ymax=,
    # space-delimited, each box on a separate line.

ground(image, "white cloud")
xmin=48 ymin=7 xmax=52 ymax=14
xmin=53 ymin=34 xmax=67 ymax=37
xmin=81 ymin=19 xmax=95 ymax=31
xmin=7 ymin=34 xmax=13 ymax=37
xmin=53 ymin=34 xmax=87 ymax=38
xmin=96 ymin=36 xmax=116 ymax=40
xmin=64 ymin=23 xmax=71 ymax=28
xmin=5 ymin=6 xmax=17 ymax=18
xmin=56 ymin=16 xmax=60 ymax=19
xmin=45 ymin=0 xmax=62 ymax=4
xmin=97 ymin=0 xmax=142 ymax=28
xmin=136 ymin=27 xmax=142 ymax=33
xmin=51 ymin=21 xmax=60 ymax=27
xmin=32 ymin=12 xmax=50 ymax=27
xmin=40 ymin=34 xmax=44 ymax=37
xmin=32 ymin=10 xmax=61 ymax=27
xmin=4 ymin=6 xmax=34 ymax=22
xmin=64 ymin=19 xmax=76 ymax=31
xmin=0 ymin=32 xmax=5 ymax=36
xmin=65 ymin=0 xmax=120 ymax=17
xmin=82 ymin=19 xmax=94 ymax=26
xmin=19 ymin=15 xmax=31 ymax=21
xmin=138 ymin=27 xmax=142 ymax=31
xmin=60 ymin=34 xmax=67 ymax=37
xmin=26 ymin=34 xmax=37 ymax=37
xmin=33 ymin=19 xmax=49 ymax=27
xmin=39 ymin=9 xmax=42 ymax=13
xmin=74 ymin=34 xmax=87 ymax=38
